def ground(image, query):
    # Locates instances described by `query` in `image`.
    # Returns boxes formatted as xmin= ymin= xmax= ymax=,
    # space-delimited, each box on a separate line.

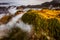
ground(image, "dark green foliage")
xmin=47 ymin=18 xmax=60 ymax=40
xmin=21 ymin=11 xmax=39 ymax=24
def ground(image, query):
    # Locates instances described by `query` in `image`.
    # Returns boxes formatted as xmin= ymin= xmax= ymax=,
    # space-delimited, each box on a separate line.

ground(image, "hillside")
xmin=0 ymin=9 xmax=60 ymax=40
xmin=21 ymin=9 xmax=60 ymax=40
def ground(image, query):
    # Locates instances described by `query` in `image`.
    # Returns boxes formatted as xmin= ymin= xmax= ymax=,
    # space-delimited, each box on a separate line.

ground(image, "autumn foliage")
xmin=21 ymin=9 xmax=60 ymax=40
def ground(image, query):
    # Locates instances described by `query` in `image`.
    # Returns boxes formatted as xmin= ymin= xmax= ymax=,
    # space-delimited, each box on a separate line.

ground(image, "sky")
xmin=0 ymin=0 xmax=52 ymax=5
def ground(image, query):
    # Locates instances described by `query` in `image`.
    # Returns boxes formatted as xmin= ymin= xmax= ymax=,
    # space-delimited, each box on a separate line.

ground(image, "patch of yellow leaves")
xmin=31 ymin=9 xmax=60 ymax=19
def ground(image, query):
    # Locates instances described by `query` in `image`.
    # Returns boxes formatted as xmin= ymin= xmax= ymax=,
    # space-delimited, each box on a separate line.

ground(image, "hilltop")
xmin=17 ymin=0 xmax=60 ymax=9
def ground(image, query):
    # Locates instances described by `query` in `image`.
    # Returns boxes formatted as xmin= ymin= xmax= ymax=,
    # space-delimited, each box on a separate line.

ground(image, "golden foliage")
xmin=0 ymin=15 xmax=11 ymax=24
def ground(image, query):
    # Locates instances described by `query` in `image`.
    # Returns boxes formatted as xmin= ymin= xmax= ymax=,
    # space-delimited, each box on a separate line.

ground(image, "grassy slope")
xmin=21 ymin=9 xmax=60 ymax=40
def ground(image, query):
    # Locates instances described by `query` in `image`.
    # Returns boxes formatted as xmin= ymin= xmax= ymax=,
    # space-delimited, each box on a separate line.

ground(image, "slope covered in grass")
xmin=21 ymin=9 xmax=60 ymax=40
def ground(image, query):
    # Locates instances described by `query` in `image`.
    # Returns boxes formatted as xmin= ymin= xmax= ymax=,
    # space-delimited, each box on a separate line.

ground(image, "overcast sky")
xmin=0 ymin=0 xmax=52 ymax=5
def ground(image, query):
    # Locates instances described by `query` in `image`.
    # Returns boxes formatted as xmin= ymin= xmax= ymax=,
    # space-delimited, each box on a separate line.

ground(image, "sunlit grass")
xmin=21 ymin=9 xmax=60 ymax=40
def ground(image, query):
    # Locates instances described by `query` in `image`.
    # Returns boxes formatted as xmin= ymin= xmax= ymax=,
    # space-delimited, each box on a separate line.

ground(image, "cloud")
xmin=0 ymin=0 xmax=52 ymax=5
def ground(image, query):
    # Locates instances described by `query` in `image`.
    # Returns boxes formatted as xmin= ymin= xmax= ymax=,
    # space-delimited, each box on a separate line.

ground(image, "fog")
xmin=0 ymin=11 xmax=32 ymax=38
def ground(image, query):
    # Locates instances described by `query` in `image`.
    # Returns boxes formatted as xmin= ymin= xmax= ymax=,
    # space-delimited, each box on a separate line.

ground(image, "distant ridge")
xmin=17 ymin=0 xmax=60 ymax=9
xmin=0 ymin=3 xmax=9 ymax=5
xmin=0 ymin=2 xmax=20 ymax=7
